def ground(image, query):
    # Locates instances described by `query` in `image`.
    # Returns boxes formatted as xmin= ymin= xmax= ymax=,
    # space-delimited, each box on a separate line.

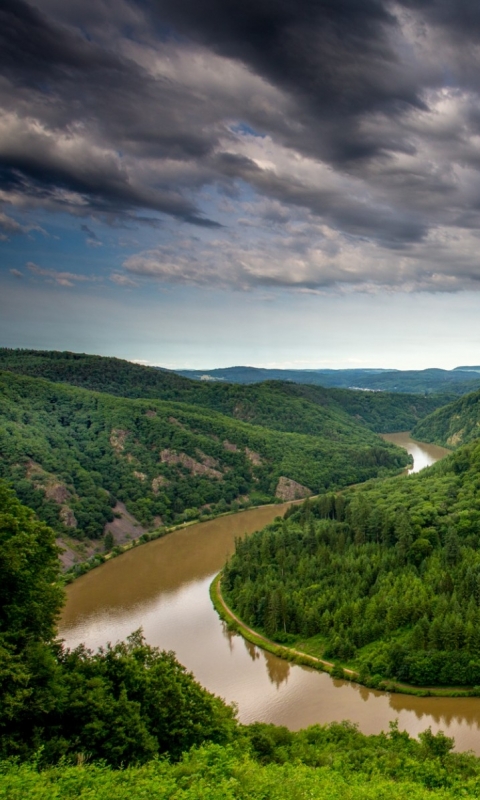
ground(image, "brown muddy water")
xmin=60 ymin=434 xmax=480 ymax=754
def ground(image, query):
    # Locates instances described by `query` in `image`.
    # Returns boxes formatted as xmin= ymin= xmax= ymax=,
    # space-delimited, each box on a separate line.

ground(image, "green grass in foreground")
xmin=3 ymin=732 xmax=480 ymax=800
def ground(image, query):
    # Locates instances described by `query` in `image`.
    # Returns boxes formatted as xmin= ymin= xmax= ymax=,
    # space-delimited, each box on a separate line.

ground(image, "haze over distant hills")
xmin=175 ymin=366 xmax=480 ymax=395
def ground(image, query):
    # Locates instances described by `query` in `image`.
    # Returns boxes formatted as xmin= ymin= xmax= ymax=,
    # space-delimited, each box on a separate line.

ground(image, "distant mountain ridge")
xmin=0 ymin=348 xmax=449 ymax=433
xmin=175 ymin=365 xmax=480 ymax=394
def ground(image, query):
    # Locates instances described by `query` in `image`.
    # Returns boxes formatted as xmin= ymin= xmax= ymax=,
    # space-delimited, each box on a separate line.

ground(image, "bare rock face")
xmin=133 ymin=471 xmax=147 ymax=481
xmin=223 ymin=440 xmax=238 ymax=452
xmin=159 ymin=449 xmax=223 ymax=479
xmin=196 ymin=449 xmax=220 ymax=469
xmin=110 ymin=428 xmax=129 ymax=453
xmin=245 ymin=447 xmax=262 ymax=466
xmin=45 ymin=483 xmax=70 ymax=504
xmin=60 ymin=505 xmax=77 ymax=528
xmin=275 ymin=476 xmax=312 ymax=501
xmin=104 ymin=501 xmax=146 ymax=543
xmin=447 ymin=429 xmax=464 ymax=446
xmin=152 ymin=475 xmax=169 ymax=494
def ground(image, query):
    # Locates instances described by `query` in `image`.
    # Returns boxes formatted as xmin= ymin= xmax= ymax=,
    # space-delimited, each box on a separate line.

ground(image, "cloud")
xmin=0 ymin=210 xmax=45 ymax=239
xmin=109 ymin=272 xmax=138 ymax=287
xmin=119 ymin=212 xmax=480 ymax=293
xmin=9 ymin=268 xmax=23 ymax=278
xmin=27 ymin=261 xmax=101 ymax=287
xmin=80 ymin=223 xmax=103 ymax=247
xmin=4 ymin=0 xmax=480 ymax=292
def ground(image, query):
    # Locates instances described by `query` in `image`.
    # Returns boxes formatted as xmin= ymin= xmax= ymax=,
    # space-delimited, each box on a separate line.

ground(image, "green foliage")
xmin=0 ymin=484 xmax=237 ymax=764
xmin=3 ymin=722 xmax=480 ymax=799
xmin=0 ymin=484 xmax=63 ymax=644
xmin=178 ymin=363 xmax=480 ymax=395
xmin=0 ymin=370 xmax=411 ymax=542
xmin=412 ymin=386 xmax=480 ymax=448
xmin=223 ymin=439 xmax=480 ymax=686
xmin=0 ymin=347 xmax=448 ymax=435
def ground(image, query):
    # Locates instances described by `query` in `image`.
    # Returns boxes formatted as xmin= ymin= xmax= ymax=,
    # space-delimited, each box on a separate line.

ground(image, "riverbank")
xmin=211 ymin=574 xmax=479 ymax=699
xmin=63 ymin=501 xmax=289 ymax=583
xmin=62 ymin=430 xmax=422 ymax=584
xmin=63 ymin=447 xmax=412 ymax=584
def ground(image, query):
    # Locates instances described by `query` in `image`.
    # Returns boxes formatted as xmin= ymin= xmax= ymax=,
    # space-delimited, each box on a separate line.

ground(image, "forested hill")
xmin=0 ymin=348 xmax=448 ymax=434
xmin=411 ymin=388 xmax=480 ymax=448
xmin=222 ymin=438 xmax=480 ymax=688
xmin=178 ymin=364 xmax=480 ymax=395
xmin=0 ymin=371 xmax=410 ymax=553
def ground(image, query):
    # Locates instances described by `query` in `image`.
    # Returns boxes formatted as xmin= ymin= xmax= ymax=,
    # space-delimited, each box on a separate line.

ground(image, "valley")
xmin=3 ymin=348 xmax=480 ymax=798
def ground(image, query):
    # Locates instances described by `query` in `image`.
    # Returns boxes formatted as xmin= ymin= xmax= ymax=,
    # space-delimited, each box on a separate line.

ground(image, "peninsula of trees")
xmin=222 ymin=438 xmax=480 ymax=688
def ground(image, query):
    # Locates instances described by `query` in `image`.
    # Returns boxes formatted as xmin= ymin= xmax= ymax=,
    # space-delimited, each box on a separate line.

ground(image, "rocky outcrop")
xmin=110 ymin=428 xmax=129 ymax=453
xmin=25 ymin=461 xmax=77 ymax=526
xmin=152 ymin=475 xmax=169 ymax=494
xmin=45 ymin=483 xmax=70 ymax=503
xmin=223 ymin=440 xmax=238 ymax=452
xmin=160 ymin=449 xmax=222 ymax=479
xmin=275 ymin=476 xmax=312 ymax=501
xmin=447 ymin=430 xmax=464 ymax=446
xmin=60 ymin=506 xmax=77 ymax=528
xmin=103 ymin=501 xmax=146 ymax=543
xmin=196 ymin=449 xmax=220 ymax=469
xmin=245 ymin=447 xmax=262 ymax=466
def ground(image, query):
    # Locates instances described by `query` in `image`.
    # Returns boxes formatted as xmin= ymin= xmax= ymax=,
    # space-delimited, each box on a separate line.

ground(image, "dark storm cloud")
xmin=213 ymin=152 xmax=427 ymax=246
xmin=0 ymin=0 xmax=220 ymax=224
xmin=146 ymin=0 xmax=429 ymax=164
xmin=147 ymin=0 xmax=410 ymax=112
xmin=5 ymin=0 xmax=480 ymax=289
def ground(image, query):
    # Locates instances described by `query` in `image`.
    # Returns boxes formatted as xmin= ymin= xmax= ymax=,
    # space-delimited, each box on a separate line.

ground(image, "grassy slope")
xmin=412 ymin=387 xmax=480 ymax=448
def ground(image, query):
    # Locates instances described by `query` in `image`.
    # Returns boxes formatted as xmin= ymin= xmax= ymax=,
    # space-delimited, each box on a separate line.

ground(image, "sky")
xmin=2 ymin=0 xmax=480 ymax=369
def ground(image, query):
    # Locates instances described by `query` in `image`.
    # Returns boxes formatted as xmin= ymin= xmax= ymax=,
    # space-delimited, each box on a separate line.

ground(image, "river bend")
xmin=61 ymin=434 xmax=480 ymax=754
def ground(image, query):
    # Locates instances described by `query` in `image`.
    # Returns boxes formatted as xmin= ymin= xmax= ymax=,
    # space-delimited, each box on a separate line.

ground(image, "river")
xmin=60 ymin=433 xmax=480 ymax=754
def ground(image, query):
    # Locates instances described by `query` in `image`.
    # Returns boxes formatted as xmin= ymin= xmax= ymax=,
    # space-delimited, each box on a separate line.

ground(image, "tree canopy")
xmin=223 ymin=439 xmax=480 ymax=687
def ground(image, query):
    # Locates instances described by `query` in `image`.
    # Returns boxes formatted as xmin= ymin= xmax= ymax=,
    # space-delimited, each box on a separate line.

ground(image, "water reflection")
xmin=60 ymin=439 xmax=480 ymax=754
xmin=244 ymin=638 xmax=260 ymax=663
xmin=264 ymin=649 xmax=291 ymax=688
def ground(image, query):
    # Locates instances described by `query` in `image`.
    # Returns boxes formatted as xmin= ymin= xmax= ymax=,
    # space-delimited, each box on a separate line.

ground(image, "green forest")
xmin=0 ymin=362 xmax=414 ymax=552
xmin=5 ymin=347 xmax=480 ymax=797
xmin=222 ymin=438 xmax=480 ymax=687
xmin=177 ymin=364 xmax=480 ymax=395
xmin=0 ymin=348 xmax=449 ymax=433
xmin=412 ymin=387 xmax=480 ymax=448
xmin=3 ymin=481 xmax=480 ymax=798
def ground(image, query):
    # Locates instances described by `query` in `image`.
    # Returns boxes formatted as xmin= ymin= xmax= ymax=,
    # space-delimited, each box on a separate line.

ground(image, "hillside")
xmin=0 ymin=371 xmax=410 ymax=565
xmin=222 ymin=438 xmax=480 ymax=687
xmin=178 ymin=364 xmax=480 ymax=395
xmin=412 ymin=389 xmax=480 ymax=448
xmin=0 ymin=349 xmax=449 ymax=434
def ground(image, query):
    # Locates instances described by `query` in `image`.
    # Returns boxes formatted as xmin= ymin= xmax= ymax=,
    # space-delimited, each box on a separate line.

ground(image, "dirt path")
xmin=214 ymin=575 xmax=358 ymax=678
